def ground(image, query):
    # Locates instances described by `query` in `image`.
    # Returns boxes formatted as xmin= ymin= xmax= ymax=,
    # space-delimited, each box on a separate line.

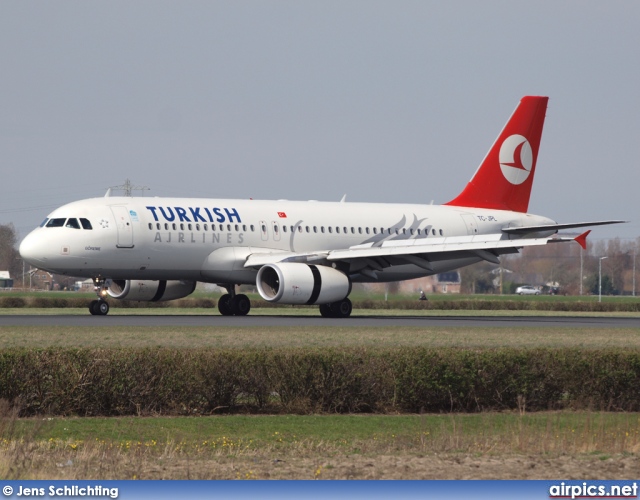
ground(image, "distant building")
xmin=30 ymin=270 xmax=54 ymax=290
xmin=0 ymin=271 xmax=13 ymax=288
xmin=395 ymin=272 xmax=462 ymax=295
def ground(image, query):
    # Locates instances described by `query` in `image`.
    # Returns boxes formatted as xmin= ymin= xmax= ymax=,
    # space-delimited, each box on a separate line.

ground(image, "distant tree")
xmin=587 ymin=273 xmax=618 ymax=296
xmin=0 ymin=224 xmax=21 ymax=282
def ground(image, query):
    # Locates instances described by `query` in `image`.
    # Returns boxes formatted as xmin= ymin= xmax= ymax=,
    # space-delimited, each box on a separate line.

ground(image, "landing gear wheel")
xmin=330 ymin=298 xmax=352 ymax=318
xmin=89 ymin=300 xmax=109 ymax=316
xmin=97 ymin=301 xmax=110 ymax=316
xmin=218 ymin=294 xmax=233 ymax=316
xmin=319 ymin=303 xmax=335 ymax=318
xmin=320 ymin=299 xmax=352 ymax=318
xmin=230 ymin=294 xmax=251 ymax=316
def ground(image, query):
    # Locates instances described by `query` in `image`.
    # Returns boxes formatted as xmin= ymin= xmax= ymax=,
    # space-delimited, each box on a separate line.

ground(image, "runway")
xmin=1 ymin=314 xmax=639 ymax=328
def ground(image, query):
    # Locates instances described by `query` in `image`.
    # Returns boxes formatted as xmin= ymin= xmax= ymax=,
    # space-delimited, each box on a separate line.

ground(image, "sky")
xmin=1 ymin=1 xmax=638 ymax=242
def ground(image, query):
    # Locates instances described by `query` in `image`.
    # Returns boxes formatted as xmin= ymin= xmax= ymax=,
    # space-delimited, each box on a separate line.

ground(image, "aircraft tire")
xmin=97 ymin=300 xmax=110 ymax=316
xmin=329 ymin=298 xmax=352 ymax=318
xmin=218 ymin=294 xmax=233 ymax=316
xmin=319 ymin=303 xmax=335 ymax=318
xmin=89 ymin=300 xmax=99 ymax=315
xmin=230 ymin=294 xmax=251 ymax=316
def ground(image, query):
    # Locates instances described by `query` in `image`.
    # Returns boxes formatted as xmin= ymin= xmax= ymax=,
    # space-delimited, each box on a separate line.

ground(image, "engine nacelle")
xmin=107 ymin=280 xmax=196 ymax=302
xmin=256 ymin=263 xmax=351 ymax=305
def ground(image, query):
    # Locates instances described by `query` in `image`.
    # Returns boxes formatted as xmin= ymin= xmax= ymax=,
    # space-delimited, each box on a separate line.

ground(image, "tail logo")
xmin=499 ymin=134 xmax=533 ymax=185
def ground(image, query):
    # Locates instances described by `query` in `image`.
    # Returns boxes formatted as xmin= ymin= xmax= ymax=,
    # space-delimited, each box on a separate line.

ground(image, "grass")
xmin=2 ymin=411 xmax=640 ymax=479
xmin=0 ymin=325 xmax=640 ymax=349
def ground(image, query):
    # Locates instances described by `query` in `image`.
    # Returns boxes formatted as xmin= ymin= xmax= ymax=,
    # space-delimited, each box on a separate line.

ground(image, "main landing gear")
xmin=217 ymin=284 xmax=251 ymax=316
xmin=319 ymin=298 xmax=353 ymax=318
xmin=89 ymin=278 xmax=110 ymax=316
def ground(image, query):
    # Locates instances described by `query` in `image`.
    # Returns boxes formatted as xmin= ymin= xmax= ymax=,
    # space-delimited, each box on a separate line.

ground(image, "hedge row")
xmin=1 ymin=348 xmax=639 ymax=416
xmin=2 ymin=296 xmax=640 ymax=312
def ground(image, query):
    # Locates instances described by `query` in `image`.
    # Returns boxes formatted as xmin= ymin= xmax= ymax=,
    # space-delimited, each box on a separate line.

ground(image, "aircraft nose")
xmin=19 ymin=231 xmax=47 ymax=267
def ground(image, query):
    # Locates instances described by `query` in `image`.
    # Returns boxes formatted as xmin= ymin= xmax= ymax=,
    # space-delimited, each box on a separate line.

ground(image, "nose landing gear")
xmin=89 ymin=278 xmax=110 ymax=316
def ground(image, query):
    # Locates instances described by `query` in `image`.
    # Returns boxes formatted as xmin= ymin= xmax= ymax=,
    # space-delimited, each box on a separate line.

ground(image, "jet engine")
xmin=106 ymin=280 xmax=196 ymax=302
xmin=256 ymin=263 xmax=350 ymax=305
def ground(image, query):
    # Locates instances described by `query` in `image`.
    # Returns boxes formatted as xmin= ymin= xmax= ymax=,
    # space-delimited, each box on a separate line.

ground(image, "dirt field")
xmin=6 ymin=448 xmax=638 ymax=480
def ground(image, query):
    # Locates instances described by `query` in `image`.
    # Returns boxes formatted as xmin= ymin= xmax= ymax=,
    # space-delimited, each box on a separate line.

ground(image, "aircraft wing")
xmin=502 ymin=220 xmax=626 ymax=235
xmin=243 ymin=232 xmax=585 ymax=273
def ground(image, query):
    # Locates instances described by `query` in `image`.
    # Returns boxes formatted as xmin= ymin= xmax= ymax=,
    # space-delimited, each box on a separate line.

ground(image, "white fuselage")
xmin=19 ymin=196 xmax=556 ymax=284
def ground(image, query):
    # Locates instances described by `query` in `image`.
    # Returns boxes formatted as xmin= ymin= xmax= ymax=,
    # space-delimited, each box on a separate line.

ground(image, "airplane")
xmin=19 ymin=96 xmax=624 ymax=318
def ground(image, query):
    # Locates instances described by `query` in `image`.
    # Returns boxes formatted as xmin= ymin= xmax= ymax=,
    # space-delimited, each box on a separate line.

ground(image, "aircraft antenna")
xmin=108 ymin=179 xmax=150 ymax=197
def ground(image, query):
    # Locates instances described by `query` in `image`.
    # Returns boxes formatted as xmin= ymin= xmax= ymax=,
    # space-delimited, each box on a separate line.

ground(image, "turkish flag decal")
xmin=277 ymin=212 xmax=287 ymax=218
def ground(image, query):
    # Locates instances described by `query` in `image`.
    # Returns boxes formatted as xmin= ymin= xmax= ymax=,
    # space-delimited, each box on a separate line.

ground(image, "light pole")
xmin=599 ymin=256 xmax=608 ymax=303
xmin=633 ymin=250 xmax=636 ymax=297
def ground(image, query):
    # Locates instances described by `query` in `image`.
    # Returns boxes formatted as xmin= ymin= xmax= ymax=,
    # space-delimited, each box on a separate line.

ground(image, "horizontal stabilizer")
xmin=574 ymin=230 xmax=591 ymax=250
xmin=502 ymin=220 xmax=627 ymax=235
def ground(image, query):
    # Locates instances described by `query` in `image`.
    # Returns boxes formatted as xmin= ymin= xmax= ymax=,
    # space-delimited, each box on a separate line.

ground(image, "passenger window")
xmin=80 ymin=218 xmax=93 ymax=230
xmin=250 ymin=225 xmax=255 ymax=232
xmin=148 ymin=223 xmax=152 ymax=230
xmin=47 ymin=218 xmax=66 ymax=227
xmin=274 ymin=225 xmax=279 ymax=234
xmin=165 ymin=223 xmax=169 ymax=230
xmin=432 ymin=229 xmax=436 ymax=235
xmin=188 ymin=224 xmax=192 ymax=230
xmin=358 ymin=227 xmax=362 ymax=234
xmin=204 ymin=224 xmax=208 ymax=231
xmin=366 ymin=227 xmax=370 ymax=234
xmin=261 ymin=224 xmax=267 ymax=233
xmin=283 ymin=226 xmax=287 ymax=233
xmin=313 ymin=226 xmax=317 ymax=233
xmin=336 ymin=227 xmax=340 ymax=234
xmin=65 ymin=218 xmax=81 ymax=229
xmin=439 ymin=229 xmax=444 ymax=236
xmin=306 ymin=226 xmax=310 ymax=233
xmin=328 ymin=227 xmax=333 ymax=234
xmin=343 ymin=227 xmax=347 ymax=234
xmin=417 ymin=229 xmax=421 ymax=235
xmin=321 ymin=227 xmax=325 ymax=233
xmin=235 ymin=224 xmax=239 ymax=231
xmin=373 ymin=228 xmax=377 ymax=234
xmin=180 ymin=223 xmax=185 ymax=230
xmin=298 ymin=226 xmax=302 ymax=233
xmin=242 ymin=225 xmax=247 ymax=231
xmin=227 ymin=224 xmax=232 ymax=231
xmin=173 ymin=223 xmax=177 ymax=230
xmin=351 ymin=227 xmax=355 ymax=234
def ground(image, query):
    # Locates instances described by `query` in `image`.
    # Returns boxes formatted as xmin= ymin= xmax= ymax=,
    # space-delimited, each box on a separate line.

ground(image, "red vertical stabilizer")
xmin=445 ymin=96 xmax=549 ymax=213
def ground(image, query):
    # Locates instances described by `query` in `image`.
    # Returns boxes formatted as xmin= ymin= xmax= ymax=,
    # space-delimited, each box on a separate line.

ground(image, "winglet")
xmin=574 ymin=230 xmax=591 ymax=250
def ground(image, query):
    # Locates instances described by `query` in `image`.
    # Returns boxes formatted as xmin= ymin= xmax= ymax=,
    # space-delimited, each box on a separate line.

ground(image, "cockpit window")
xmin=39 ymin=218 xmax=49 ymax=227
xmin=46 ymin=218 xmax=66 ymax=228
xmin=65 ymin=218 xmax=81 ymax=229
xmin=80 ymin=218 xmax=93 ymax=230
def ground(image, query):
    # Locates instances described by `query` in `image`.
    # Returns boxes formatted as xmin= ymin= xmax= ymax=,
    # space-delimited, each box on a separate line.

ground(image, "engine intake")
xmin=107 ymin=280 xmax=196 ymax=302
xmin=256 ymin=263 xmax=350 ymax=305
